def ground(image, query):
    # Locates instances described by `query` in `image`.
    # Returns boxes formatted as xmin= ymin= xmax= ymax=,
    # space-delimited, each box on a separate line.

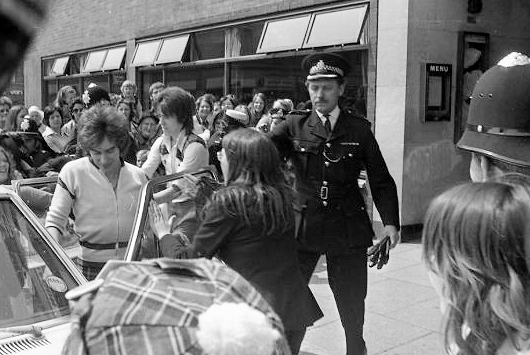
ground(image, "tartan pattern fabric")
xmin=63 ymin=258 xmax=289 ymax=355
xmin=74 ymin=258 xmax=106 ymax=281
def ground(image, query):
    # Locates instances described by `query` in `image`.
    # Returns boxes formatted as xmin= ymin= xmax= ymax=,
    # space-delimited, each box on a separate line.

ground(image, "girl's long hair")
xmin=0 ymin=146 xmax=19 ymax=183
xmin=422 ymin=182 xmax=530 ymax=355
xmin=210 ymin=128 xmax=294 ymax=235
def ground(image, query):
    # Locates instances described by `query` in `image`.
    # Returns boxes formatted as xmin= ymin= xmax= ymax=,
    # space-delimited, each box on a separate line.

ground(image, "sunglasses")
xmin=270 ymin=107 xmax=288 ymax=115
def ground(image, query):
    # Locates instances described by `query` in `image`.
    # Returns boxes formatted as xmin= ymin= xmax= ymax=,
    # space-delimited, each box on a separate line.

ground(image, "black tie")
xmin=324 ymin=114 xmax=331 ymax=134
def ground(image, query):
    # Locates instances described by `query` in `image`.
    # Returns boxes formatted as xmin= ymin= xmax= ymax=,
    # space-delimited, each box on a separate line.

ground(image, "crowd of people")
xmin=3 ymin=30 xmax=530 ymax=353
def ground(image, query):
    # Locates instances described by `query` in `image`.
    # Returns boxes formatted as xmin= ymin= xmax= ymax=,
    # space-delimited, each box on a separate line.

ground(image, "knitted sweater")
xmin=45 ymin=157 xmax=147 ymax=263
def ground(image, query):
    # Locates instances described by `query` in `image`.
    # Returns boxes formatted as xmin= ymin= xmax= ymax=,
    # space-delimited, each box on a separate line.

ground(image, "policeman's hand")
xmin=367 ymin=236 xmax=390 ymax=269
xmin=383 ymin=225 xmax=400 ymax=249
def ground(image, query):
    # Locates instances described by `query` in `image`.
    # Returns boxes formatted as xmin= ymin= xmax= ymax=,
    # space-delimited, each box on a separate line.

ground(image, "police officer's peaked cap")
xmin=302 ymin=53 xmax=350 ymax=81
xmin=457 ymin=52 xmax=530 ymax=167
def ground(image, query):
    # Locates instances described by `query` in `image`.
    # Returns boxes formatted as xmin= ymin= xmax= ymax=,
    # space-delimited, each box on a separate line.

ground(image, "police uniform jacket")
xmin=270 ymin=109 xmax=400 ymax=254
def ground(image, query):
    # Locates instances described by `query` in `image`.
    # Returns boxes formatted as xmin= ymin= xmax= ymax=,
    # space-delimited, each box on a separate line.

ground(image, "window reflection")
xmin=0 ymin=199 xmax=78 ymax=327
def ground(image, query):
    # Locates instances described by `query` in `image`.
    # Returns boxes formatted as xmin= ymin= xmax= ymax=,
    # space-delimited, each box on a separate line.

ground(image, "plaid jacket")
xmin=62 ymin=258 xmax=290 ymax=355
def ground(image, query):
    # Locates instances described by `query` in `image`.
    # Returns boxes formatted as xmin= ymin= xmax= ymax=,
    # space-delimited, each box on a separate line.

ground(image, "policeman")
xmin=270 ymin=52 xmax=400 ymax=355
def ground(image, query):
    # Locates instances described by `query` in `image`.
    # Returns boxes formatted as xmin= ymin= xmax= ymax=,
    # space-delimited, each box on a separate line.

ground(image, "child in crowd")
xmin=422 ymin=181 xmax=530 ymax=355
xmin=136 ymin=149 xmax=149 ymax=168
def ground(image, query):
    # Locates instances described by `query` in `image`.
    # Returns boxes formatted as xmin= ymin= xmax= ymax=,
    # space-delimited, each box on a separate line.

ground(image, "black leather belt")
xmin=79 ymin=240 xmax=128 ymax=250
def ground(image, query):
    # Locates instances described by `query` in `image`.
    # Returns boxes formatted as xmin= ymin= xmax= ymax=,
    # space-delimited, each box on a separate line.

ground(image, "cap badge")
xmin=309 ymin=60 xmax=344 ymax=76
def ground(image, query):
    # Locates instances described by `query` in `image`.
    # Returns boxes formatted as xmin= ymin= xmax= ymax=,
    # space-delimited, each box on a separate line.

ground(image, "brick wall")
xmin=29 ymin=0 xmax=349 ymax=57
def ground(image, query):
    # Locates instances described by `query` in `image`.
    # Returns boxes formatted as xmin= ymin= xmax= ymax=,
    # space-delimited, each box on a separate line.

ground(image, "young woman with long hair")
xmin=423 ymin=181 xmax=530 ymax=355
xmin=248 ymin=92 xmax=266 ymax=126
xmin=150 ymin=128 xmax=322 ymax=354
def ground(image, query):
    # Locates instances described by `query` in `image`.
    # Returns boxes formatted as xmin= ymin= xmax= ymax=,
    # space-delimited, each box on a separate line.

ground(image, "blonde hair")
xmin=423 ymin=182 xmax=530 ymax=354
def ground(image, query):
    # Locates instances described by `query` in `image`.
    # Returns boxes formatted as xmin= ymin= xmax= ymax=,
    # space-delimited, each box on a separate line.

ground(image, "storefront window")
xmin=84 ymin=75 xmax=109 ymax=93
xmin=166 ymin=64 xmax=224 ymax=98
xmin=233 ymin=22 xmax=264 ymax=56
xmin=111 ymin=73 xmax=127 ymax=96
xmin=45 ymin=81 xmax=58 ymax=107
xmin=229 ymin=50 xmax=367 ymax=113
xmin=140 ymin=70 xmax=163 ymax=108
xmin=192 ymin=29 xmax=225 ymax=60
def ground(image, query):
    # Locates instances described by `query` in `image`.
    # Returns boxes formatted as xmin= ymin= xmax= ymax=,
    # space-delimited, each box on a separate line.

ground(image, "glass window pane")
xmin=155 ymin=35 xmax=190 ymax=65
xmin=83 ymin=50 xmax=107 ymax=73
xmin=127 ymin=168 xmax=219 ymax=261
xmin=257 ymin=15 xmax=311 ymax=54
xmin=193 ymin=29 xmax=224 ymax=60
xmin=84 ymin=75 xmax=109 ymax=93
xmin=111 ymin=73 xmax=127 ymax=96
xmin=50 ymin=56 xmax=69 ymax=76
xmin=0 ymin=198 xmax=78 ymax=326
xmin=132 ymin=40 xmax=161 ymax=66
xmin=166 ymin=64 xmax=224 ymax=98
xmin=44 ymin=81 xmax=58 ymax=107
xmin=140 ymin=70 xmax=163 ymax=110
xmin=233 ymin=22 xmax=264 ymax=56
xmin=230 ymin=50 xmax=367 ymax=116
xmin=303 ymin=5 xmax=368 ymax=48
xmin=102 ymin=47 xmax=126 ymax=71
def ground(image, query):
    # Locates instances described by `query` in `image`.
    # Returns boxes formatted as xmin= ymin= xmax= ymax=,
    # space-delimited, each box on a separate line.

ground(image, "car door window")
xmin=0 ymin=198 xmax=79 ymax=327
xmin=126 ymin=167 xmax=220 ymax=262
xmin=13 ymin=177 xmax=80 ymax=262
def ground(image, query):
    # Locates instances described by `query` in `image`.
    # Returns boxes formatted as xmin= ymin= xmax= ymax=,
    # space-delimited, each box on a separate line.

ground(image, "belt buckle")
xmin=320 ymin=186 xmax=328 ymax=200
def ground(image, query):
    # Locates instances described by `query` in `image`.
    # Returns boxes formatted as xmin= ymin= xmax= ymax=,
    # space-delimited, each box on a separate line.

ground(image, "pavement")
xmin=300 ymin=240 xmax=445 ymax=355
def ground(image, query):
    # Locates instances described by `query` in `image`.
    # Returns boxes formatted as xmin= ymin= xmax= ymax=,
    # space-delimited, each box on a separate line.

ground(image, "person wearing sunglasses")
xmin=256 ymin=99 xmax=293 ymax=133
xmin=61 ymin=97 xmax=84 ymax=138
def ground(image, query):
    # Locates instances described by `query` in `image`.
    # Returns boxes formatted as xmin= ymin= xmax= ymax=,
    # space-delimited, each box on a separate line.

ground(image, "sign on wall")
xmin=424 ymin=63 xmax=452 ymax=122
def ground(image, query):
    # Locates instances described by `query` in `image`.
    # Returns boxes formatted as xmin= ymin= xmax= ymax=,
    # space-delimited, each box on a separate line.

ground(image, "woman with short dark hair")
xmin=141 ymin=86 xmax=208 ymax=179
xmin=45 ymin=106 xmax=147 ymax=280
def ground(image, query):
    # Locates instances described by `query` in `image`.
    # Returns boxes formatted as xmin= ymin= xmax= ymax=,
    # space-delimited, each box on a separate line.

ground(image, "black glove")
xmin=367 ymin=236 xmax=391 ymax=269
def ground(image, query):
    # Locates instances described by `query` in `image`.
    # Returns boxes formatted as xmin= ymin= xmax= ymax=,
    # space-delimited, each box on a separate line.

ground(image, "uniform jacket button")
xmin=324 ymin=161 xmax=330 ymax=167
xmin=322 ymin=201 xmax=328 ymax=207
xmin=326 ymin=143 xmax=331 ymax=148
xmin=348 ymin=153 xmax=353 ymax=157
xmin=323 ymin=181 xmax=328 ymax=186
xmin=301 ymin=147 xmax=306 ymax=152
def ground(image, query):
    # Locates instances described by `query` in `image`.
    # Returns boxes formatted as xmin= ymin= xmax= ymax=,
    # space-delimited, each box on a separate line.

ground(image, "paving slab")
xmin=301 ymin=242 xmax=444 ymax=355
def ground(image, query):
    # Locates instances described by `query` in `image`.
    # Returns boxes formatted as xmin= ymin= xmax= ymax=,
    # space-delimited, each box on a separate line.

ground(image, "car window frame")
xmin=125 ymin=165 xmax=219 ymax=262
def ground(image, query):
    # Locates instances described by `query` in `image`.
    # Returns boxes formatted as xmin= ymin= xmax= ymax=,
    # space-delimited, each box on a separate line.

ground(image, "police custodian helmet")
xmin=457 ymin=52 xmax=530 ymax=167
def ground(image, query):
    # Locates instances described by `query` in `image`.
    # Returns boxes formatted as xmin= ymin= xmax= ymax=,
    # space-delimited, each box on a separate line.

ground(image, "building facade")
xmin=24 ymin=0 xmax=530 ymax=234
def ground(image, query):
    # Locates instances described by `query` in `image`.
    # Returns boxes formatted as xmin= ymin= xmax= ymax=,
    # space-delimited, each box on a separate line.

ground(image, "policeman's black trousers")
xmin=298 ymin=248 xmax=368 ymax=355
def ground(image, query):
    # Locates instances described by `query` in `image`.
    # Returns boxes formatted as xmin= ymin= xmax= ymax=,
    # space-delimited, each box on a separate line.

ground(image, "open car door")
xmin=125 ymin=166 xmax=220 ymax=262
xmin=12 ymin=176 xmax=81 ymax=263
xmin=0 ymin=185 xmax=85 ymax=354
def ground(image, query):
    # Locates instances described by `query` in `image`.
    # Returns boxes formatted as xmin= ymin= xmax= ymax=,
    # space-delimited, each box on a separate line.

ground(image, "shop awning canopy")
xmin=49 ymin=56 xmax=70 ymax=76
xmin=257 ymin=3 xmax=368 ymax=54
xmin=132 ymin=34 xmax=190 ymax=66
xmin=101 ymin=46 xmax=126 ymax=71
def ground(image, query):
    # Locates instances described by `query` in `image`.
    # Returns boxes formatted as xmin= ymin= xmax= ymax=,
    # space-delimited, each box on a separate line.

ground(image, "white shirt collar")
xmin=316 ymin=106 xmax=340 ymax=131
